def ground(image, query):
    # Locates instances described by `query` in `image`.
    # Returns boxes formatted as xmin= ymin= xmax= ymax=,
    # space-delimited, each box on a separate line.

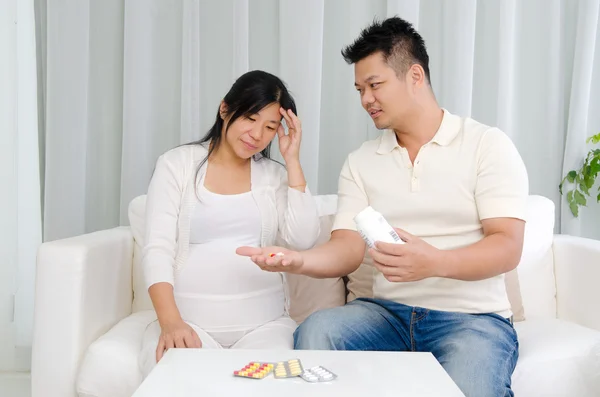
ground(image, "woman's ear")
xmin=219 ymin=101 xmax=228 ymax=119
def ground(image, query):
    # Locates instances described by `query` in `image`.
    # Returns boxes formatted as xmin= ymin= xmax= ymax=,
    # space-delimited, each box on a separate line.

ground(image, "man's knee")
xmin=445 ymin=365 xmax=515 ymax=397
xmin=437 ymin=317 xmax=518 ymax=397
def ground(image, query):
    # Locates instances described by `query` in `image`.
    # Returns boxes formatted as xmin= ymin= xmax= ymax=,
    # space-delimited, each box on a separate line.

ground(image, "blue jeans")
xmin=294 ymin=298 xmax=518 ymax=397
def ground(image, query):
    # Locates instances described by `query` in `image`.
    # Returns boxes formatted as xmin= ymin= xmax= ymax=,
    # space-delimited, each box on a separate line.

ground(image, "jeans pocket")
xmin=486 ymin=312 xmax=514 ymax=327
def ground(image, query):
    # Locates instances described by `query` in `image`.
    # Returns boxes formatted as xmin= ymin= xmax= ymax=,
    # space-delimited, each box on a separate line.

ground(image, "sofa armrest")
xmin=553 ymin=234 xmax=600 ymax=332
xmin=31 ymin=226 xmax=134 ymax=397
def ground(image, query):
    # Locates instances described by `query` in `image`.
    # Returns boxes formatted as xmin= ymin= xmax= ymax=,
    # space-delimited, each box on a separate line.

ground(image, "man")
xmin=237 ymin=16 xmax=528 ymax=397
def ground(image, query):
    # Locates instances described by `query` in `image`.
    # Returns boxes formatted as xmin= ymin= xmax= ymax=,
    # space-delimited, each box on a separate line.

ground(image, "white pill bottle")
xmin=353 ymin=206 xmax=404 ymax=249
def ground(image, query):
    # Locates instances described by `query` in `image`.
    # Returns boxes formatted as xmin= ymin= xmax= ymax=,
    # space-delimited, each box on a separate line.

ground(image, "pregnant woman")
xmin=138 ymin=70 xmax=320 ymax=377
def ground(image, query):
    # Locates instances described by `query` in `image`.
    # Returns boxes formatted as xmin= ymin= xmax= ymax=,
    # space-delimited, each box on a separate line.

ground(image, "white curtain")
xmin=0 ymin=0 xmax=42 ymax=370
xmin=39 ymin=0 xmax=600 ymax=244
xmin=26 ymin=0 xmax=600 ymax=354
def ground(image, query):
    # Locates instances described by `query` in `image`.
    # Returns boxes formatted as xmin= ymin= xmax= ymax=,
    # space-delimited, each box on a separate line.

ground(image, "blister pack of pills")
xmin=300 ymin=366 xmax=337 ymax=382
xmin=233 ymin=362 xmax=274 ymax=379
xmin=273 ymin=358 xmax=303 ymax=378
xmin=233 ymin=359 xmax=337 ymax=383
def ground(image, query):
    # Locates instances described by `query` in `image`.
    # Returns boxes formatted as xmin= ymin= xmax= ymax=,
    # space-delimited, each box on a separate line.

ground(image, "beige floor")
xmin=0 ymin=373 xmax=31 ymax=397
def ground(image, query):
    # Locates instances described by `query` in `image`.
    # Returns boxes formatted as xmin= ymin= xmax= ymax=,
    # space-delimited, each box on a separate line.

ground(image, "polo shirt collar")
xmin=376 ymin=129 xmax=399 ymax=154
xmin=431 ymin=109 xmax=461 ymax=146
xmin=376 ymin=109 xmax=461 ymax=154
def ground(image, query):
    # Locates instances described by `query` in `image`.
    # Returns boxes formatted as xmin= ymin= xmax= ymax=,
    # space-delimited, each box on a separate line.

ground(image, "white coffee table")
xmin=133 ymin=349 xmax=465 ymax=397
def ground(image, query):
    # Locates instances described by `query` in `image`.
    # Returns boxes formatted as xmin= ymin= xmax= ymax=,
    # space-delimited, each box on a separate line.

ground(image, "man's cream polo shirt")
xmin=333 ymin=109 xmax=529 ymax=316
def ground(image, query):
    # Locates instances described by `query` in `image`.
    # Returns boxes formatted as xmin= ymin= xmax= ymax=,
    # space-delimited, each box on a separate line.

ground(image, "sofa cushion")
xmin=515 ymin=195 xmax=557 ymax=319
xmin=512 ymin=318 xmax=600 ymax=396
xmin=127 ymin=194 xmax=556 ymax=322
xmin=76 ymin=310 xmax=157 ymax=397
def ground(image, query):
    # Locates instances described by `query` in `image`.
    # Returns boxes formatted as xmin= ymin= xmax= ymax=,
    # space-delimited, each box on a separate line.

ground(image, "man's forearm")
xmin=439 ymin=233 xmax=523 ymax=281
xmin=300 ymin=230 xmax=365 ymax=278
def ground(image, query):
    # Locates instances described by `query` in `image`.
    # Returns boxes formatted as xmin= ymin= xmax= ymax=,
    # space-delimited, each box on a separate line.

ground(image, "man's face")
xmin=354 ymin=52 xmax=412 ymax=130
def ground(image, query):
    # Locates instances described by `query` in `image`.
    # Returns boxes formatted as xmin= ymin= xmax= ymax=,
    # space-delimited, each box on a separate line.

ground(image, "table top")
xmin=133 ymin=348 xmax=465 ymax=397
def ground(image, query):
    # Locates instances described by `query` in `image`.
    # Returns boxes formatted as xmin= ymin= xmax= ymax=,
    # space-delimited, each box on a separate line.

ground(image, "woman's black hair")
xmin=188 ymin=70 xmax=296 ymax=174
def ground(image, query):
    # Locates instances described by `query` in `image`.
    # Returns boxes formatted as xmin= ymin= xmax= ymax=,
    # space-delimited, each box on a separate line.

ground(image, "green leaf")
xmin=567 ymin=190 xmax=580 ymax=217
xmin=586 ymin=133 xmax=600 ymax=144
xmin=583 ymin=164 xmax=591 ymax=175
xmin=569 ymin=200 xmax=579 ymax=217
xmin=567 ymin=170 xmax=577 ymax=183
xmin=580 ymin=182 xmax=590 ymax=195
xmin=591 ymin=157 xmax=600 ymax=174
xmin=584 ymin=172 xmax=595 ymax=189
xmin=574 ymin=190 xmax=587 ymax=206
xmin=597 ymin=192 xmax=600 ymax=203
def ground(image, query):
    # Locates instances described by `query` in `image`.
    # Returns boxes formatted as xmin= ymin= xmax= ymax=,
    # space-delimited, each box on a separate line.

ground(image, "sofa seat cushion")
xmin=76 ymin=313 xmax=600 ymax=396
xmin=76 ymin=310 xmax=157 ymax=397
xmin=512 ymin=318 xmax=600 ymax=397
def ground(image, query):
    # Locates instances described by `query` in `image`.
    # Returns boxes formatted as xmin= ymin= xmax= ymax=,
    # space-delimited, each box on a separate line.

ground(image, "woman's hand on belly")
xmin=156 ymin=320 xmax=202 ymax=362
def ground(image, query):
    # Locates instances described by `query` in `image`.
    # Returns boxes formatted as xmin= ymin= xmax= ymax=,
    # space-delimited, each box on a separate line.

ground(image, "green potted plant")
xmin=559 ymin=132 xmax=600 ymax=217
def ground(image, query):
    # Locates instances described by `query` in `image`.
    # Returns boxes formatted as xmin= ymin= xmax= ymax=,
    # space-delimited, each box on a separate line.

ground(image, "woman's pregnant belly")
xmin=174 ymin=241 xmax=285 ymax=331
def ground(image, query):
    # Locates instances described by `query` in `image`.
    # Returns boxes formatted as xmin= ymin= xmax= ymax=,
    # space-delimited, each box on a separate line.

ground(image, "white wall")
xmin=0 ymin=0 xmax=42 ymax=372
xmin=0 ymin=0 xmax=19 ymax=372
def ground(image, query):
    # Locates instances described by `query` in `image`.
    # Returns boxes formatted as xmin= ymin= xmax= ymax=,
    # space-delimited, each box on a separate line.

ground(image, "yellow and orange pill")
xmin=233 ymin=362 xmax=273 ymax=379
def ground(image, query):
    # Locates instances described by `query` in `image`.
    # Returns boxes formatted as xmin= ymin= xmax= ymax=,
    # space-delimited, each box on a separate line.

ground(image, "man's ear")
xmin=408 ymin=64 xmax=426 ymax=87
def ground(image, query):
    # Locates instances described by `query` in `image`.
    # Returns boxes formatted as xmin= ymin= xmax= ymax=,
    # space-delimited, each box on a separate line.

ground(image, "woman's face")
xmin=222 ymin=102 xmax=282 ymax=159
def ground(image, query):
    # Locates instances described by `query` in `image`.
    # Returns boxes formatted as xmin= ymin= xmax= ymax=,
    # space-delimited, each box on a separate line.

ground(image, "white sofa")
xmin=31 ymin=194 xmax=600 ymax=397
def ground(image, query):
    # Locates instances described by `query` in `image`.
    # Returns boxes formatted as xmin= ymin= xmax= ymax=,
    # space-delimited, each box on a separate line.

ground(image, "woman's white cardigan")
xmin=142 ymin=143 xmax=321 ymax=299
